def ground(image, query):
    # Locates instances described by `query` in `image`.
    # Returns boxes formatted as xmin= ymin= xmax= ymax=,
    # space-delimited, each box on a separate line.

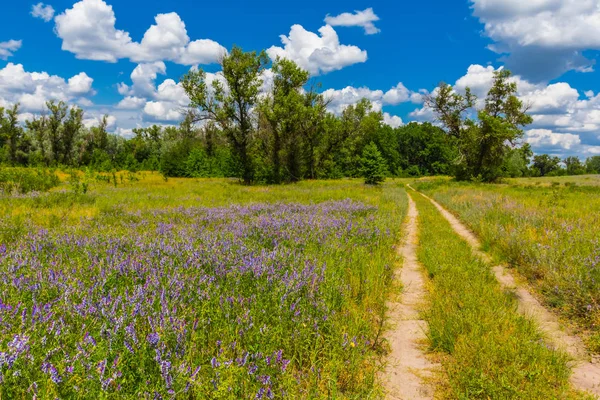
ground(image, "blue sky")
xmin=1 ymin=0 xmax=600 ymax=158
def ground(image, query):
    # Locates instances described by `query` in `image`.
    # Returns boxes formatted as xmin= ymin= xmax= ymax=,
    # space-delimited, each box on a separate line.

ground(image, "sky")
xmin=1 ymin=0 xmax=600 ymax=158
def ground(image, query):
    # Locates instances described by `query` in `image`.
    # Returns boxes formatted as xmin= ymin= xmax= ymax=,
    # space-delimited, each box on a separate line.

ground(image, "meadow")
xmin=0 ymin=171 xmax=407 ymax=399
xmin=414 ymin=176 xmax=600 ymax=352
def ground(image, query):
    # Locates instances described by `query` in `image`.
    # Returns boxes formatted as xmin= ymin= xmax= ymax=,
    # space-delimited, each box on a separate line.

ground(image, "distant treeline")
xmin=0 ymin=47 xmax=599 ymax=183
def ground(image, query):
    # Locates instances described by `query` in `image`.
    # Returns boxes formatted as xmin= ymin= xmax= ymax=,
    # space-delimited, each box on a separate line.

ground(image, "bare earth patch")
xmin=382 ymin=193 xmax=437 ymax=399
xmin=411 ymin=185 xmax=600 ymax=398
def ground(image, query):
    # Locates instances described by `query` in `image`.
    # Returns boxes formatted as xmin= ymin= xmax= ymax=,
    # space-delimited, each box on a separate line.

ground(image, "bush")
xmin=0 ymin=167 xmax=61 ymax=194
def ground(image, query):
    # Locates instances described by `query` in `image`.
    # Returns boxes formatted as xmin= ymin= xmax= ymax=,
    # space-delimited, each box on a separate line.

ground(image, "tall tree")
xmin=427 ymin=69 xmax=532 ymax=181
xmin=62 ymin=106 xmax=84 ymax=165
xmin=182 ymin=46 xmax=269 ymax=184
xmin=26 ymin=115 xmax=49 ymax=165
xmin=260 ymin=58 xmax=309 ymax=183
xmin=46 ymin=100 xmax=68 ymax=164
xmin=564 ymin=156 xmax=585 ymax=175
xmin=1 ymin=104 xmax=23 ymax=165
xmin=533 ymin=154 xmax=561 ymax=176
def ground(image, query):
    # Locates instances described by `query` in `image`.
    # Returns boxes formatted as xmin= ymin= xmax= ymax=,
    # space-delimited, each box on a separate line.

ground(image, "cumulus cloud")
xmin=267 ymin=24 xmax=367 ymax=75
xmin=117 ymin=96 xmax=146 ymax=110
xmin=324 ymin=8 xmax=381 ymax=35
xmin=0 ymin=40 xmax=22 ymax=60
xmin=68 ymin=72 xmax=95 ymax=96
xmin=322 ymin=82 xmax=422 ymax=115
xmin=470 ymin=0 xmax=600 ymax=81
xmin=54 ymin=0 xmax=226 ymax=65
xmin=31 ymin=3 xmax=55 ymax=22
xmin=526 ymin=129 xmax=581 ymax=151
xmin=0 ymin=63 xmax=95 ymax=112
xmin=383 ymin=113 xmax=403 ymax=128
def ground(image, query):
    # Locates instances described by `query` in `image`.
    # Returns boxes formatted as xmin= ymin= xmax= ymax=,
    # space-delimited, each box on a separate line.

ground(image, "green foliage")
xmin=587 ymin=156 xmax=600 ymax=173
xmin=533 ymin=154 xmax=561 ymax=176
xmin=360 ymin=142 xmax=388 ymax=185
xmin=0 ymin=167 xmax=60 ymax=194
xmin=182 ymin=46 xmax=269 ymax=184
xmin=428 ymin=69 xmax=533 ymax=182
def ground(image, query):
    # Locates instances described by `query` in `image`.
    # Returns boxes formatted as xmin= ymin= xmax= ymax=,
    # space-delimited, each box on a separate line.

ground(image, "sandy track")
xmin=410 ymin=185 xmax=600 ymax=398
xmin=382 ymin=192 xmax=436 ymax=399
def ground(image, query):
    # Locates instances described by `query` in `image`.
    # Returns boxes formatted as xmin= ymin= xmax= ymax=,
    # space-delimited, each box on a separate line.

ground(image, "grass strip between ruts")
xmin=411 ymin=190 xmax=587 ymax=399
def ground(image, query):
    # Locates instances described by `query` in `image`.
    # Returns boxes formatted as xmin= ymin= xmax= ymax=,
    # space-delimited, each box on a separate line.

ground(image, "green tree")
xmin=26 ymin=115 xmax=49 ymax=165
xmin=182 ymin=46 xmax=269 ymax=184
xmin=259 ymin=58 xmax=309 ymax=183
xmin=533 ymin=154 xmax=561 ymax=176
xmin=62 ymin=106 xmax=84 ymax=165
xmin=564 ymin=156 xmax=585 ymax=175
xmin=360 ymin=142 xmax=388 ymax=185
xmin=427 ymin=69 xmax=532 ymax=182
xmin=0 ymin=104 xmax=23 ymax=165
xmin=46 ymin=100 xmax=68 ymax=164
xmin=586 ymin=156 xmax=600 ymax=173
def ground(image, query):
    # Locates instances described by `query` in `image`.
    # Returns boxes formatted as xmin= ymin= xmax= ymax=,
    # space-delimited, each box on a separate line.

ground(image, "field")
xmin=3 ymin=170 xmax=600 ymax=399
xmin=0 ymin=172 xmax=407 ymax=398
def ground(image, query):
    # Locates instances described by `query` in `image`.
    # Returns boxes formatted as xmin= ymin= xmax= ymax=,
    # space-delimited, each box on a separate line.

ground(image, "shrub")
xmin=0 ymin=167 xmax=60 ymax=194
xmin=360 ymin=142 xmax=388 ymax=185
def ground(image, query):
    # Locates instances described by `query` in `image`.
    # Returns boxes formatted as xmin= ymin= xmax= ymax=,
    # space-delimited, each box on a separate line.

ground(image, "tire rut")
xmin=382 ymin=192 xmax=437 ymax=400
xmin=409 ymin=184 xmax=600 ymax=398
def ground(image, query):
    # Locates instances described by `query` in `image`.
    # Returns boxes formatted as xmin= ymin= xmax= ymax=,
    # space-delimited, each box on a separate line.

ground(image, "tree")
xmin=587 ymin=156 xmax=600 ymax=174
xmin=427 ymin=69 xmax=532 ymax=182
xmin=46 ymin=100 xmax=68 ymax=164
xmin=0 ymin=104 xmax=23 ymax=165
xmin=259 ymin=58 xmax=309 ymax=183
xmin=26 ymin=115 xmax=49 ymax=165
xmin=360 ymin=142 xmax=388 ymax=185
xmin=62 ymin=106 xmax=84 ymax=165
xmin=503 ymin=143 xmax=533 ymax=177
xmin=182 ymin=46 xmax=269 ymax=184
xmin=564 ymin=156 xmax=585 ymax=175
xmin=533 ymin=154 xmax=561 ymax=176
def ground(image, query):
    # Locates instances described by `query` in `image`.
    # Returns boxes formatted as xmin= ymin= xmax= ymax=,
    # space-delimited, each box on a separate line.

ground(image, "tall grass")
xmin=415 ymin=179 xmax=600 ymax=351
xmin=411 ymin=192 xmax=581 ymax=399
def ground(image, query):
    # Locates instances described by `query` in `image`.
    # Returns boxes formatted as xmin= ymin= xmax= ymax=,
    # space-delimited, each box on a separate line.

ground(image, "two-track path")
xmin=408 ymin=184 xmax=600 ymax=398
xmin=382 ymin=192 xmax=437 ymax=399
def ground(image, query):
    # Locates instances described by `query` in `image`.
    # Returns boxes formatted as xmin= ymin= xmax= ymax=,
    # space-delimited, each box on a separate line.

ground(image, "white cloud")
xmin=322 ymin=82 xmax=421 ymax=115
xmin=0 ymin=40 xmax=22 ymax=60
xmin=322 ymin=86 xmax=383 ymax=114
xmin=119 ymin=62 xmax=166 ymax=98
xmin=143 ymin=101 xmax=182 ymax=122
xmin=117 ymin=96 xmax=146 ymax=109
xmin=382 ymin=83 xmax=411 ymax=105
xmin=54 ymin=0 xmax=226 ymax=65
xmin=526 ymin=129 xmax=581 ymax=150
xmin=470 ymin=0 xmax=600 ymax=80
xmin=0 ymin=63 xmax=95 ymax=112
xmin=31 ymin=3 xmax=55 ymax=22
xmin=267 ymin=24 xmax=367 ymax=75
xmin=383 ymin=113 xmax=403 ymax=128
xmin=83 ymin=114 xmax=116 ymax=129
xmin=324 ymin=8 xmax=381 ymax=35
xmin=68 ymin=72 xmax=95 ymax=96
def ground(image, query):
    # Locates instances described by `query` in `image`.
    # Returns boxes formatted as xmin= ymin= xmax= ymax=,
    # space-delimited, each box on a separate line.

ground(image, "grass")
xmin=410 ymin=190 xmax=582 ymax=399
xmin=414 ymin=177 xmax=600 ymax=352
xmin=0 ymin=172 xmax=407 ymax=399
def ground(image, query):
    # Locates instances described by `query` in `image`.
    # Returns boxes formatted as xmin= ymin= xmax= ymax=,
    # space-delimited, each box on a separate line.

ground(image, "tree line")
xmin=1 ymin=46 xmax=599 ymax=183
